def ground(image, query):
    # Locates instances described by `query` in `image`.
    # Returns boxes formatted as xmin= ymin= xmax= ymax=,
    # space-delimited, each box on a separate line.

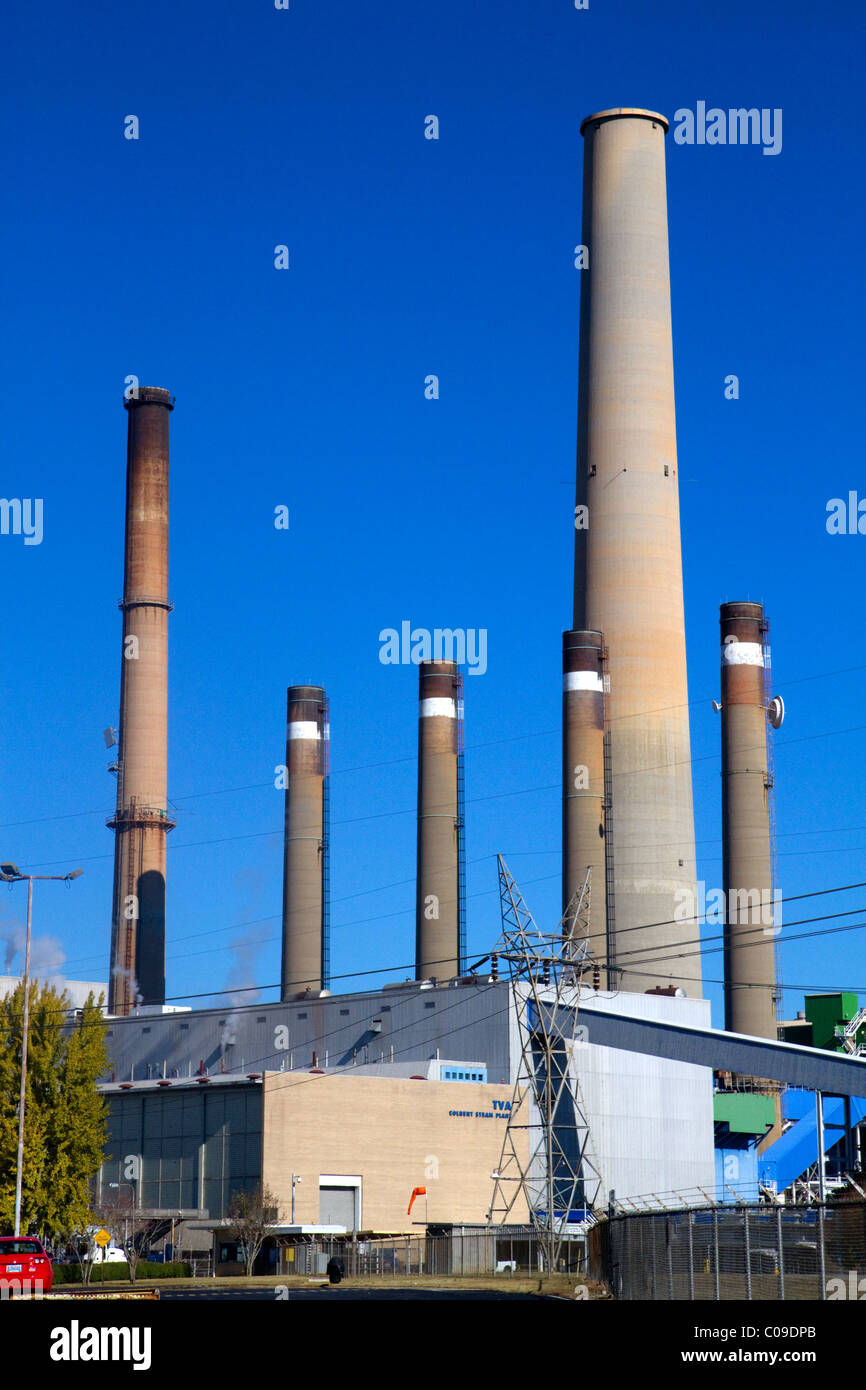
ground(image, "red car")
xmin=0 ymin=1236 xmax=53 ymax=1293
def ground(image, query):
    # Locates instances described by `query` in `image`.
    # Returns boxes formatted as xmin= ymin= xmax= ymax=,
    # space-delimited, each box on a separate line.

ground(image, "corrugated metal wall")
xmin=102 ymin=981 xmax=513 ymax=1084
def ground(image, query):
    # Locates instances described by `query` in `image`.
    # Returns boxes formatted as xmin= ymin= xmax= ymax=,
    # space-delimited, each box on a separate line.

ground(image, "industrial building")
xmin=91 ymin=976 xmax=866 ymax=1264
xmin=4 ymin=105 xmax=858 ymax=1273
xmin=0 ymin=977 xmax=106 ymax=1012
xmin=94 ymin=980 xmax=716 ymax=1259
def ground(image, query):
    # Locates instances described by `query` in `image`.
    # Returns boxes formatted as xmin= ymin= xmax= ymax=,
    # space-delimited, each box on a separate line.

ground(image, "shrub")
xmin=53 ymin=1260 xmax=192 ymax=1284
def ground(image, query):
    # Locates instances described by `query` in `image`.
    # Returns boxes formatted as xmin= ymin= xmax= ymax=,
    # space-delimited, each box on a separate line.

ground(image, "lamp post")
xmin=1 ymin=863 xmax=83 ymax=1237
xmin=291 ymin=1173 xmax=301 ymax=1224
xmin=109 ymin=1180 xmax=138 ymax=1253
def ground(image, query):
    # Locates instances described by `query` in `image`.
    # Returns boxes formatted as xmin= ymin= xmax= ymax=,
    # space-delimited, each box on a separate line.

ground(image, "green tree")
xmin=0 ymin=983 xmax=108 ymax=1237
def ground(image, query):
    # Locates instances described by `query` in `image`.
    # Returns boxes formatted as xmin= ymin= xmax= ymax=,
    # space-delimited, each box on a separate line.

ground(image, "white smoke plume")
xmin=224 ymin=867 xmax=267 ymax=1007
xmin=111 ymin=963 xmax=142 ymax=1006
xmin=0 ymin=913 xmax=66 ymax=987
xmin=219 ymin=1013 xmax=240 ymax=1051
xmin=0 ymin=918 xmax=25 ymax=973
xmin=29 ymin=935 xmax=66 ymax=987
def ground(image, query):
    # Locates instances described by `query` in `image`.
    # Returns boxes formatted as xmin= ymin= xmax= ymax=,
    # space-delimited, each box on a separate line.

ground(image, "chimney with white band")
xmin=415 ymin=660 xmax=462 ymax=980
xmin=720 ymin=601 xmax=778 ymax=1038
xmin=562 ymin=629 xmax=609 ymax=976
xmin=280 ymin=685 xmax=329 ymax=999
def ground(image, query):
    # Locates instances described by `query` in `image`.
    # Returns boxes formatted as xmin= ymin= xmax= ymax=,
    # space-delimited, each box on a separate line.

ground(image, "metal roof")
xmin=580 ymin=999 xmax=866 ymax=1096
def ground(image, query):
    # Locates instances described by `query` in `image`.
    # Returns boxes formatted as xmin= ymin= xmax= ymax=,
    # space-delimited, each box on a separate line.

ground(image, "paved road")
xmin=159 ymin=1287 xmax=550 ymax=1301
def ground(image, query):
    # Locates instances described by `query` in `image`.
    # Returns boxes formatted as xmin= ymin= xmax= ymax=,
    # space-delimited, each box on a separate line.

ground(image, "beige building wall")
xmin=262 ymin=1072 xmax=529 ymax=1232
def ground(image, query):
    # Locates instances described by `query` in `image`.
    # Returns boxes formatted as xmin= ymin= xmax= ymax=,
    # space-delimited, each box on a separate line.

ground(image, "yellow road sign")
xmin=94 ymin=1228 xmax=111 ymax=1248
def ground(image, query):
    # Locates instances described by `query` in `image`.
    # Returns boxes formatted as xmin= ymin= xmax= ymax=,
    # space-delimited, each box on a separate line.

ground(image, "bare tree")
xmin=227 ymin=1186 xmax=279 ymax=1277
xmin=90 ymin=1197 xmax=153 ymax=1285
xmin=63 ymin=1227 xmax=98 ymax=1286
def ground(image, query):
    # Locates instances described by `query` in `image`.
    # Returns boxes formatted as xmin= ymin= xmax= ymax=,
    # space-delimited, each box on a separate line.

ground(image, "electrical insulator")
xmin=592 ymin=964 xmax=600 ymax=990
xmin=490 ymin=953 xmax=498 ymax=981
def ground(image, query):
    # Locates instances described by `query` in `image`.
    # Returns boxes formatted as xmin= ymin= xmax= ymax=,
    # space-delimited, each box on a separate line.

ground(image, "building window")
xmin=441 ymin=1066 xmax=487 ymax=1083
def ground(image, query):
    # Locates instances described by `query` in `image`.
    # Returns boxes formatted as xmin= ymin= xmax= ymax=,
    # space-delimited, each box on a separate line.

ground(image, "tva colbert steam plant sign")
xmin=449 ymin=1101 xmax=512 ymax=1119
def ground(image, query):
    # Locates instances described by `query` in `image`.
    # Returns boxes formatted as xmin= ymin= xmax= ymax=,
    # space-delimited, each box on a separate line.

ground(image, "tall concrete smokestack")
xmin=108 ymin=387 xmax=175 ymax=1015
xmin=562 ymin=630 xmax=609 ymax=976
xmin=415 ymin=660 xmax=463 ymax=981
xmin=281 ymin=686 xmax=329 ymax=999
xmin=720 ymin=601 xmax=778 ymax=1039
xmin=573 ymin=108 xmax=700 ymax=995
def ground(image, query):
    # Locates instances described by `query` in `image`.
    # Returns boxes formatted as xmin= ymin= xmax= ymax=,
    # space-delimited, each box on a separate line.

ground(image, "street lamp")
xmin=291 ymin=1173 xmax=301 ymax=1224
xmin=109 ymin=1181 xmax=137 ymax=1251
xmin=1 ymin=862 xmax=83 ymax=1236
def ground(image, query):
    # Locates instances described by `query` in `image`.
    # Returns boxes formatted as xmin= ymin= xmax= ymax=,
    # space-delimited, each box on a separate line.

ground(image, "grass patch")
xmin=52 ymin=1271 xmax=608 ymax=1299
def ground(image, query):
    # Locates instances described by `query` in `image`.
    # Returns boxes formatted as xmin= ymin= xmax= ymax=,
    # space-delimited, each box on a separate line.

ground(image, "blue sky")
xmin=0 ymin=0 xmax=864 ymax=1030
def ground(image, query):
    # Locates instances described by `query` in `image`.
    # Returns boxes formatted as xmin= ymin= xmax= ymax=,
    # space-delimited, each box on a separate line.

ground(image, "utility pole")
xmin=1 ymin=863 xmax=83 ymax=1236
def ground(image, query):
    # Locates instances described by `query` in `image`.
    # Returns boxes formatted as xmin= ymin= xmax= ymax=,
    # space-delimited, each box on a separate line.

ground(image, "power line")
xmin=0 ymin=954 xmax=502 ymax=1031
xmin=3 ymin=648 xmax=865 ymax=835
xmin=611 ymin=907 xmax=866 ymax=965
xmin=608 ymin=911 xmax=866 ymax=974
xmin=10 ymin=889 xmax=866 ymax=1031
xmin=160 ymin=899 xmax=866 ymax=1002
xmin=582 ymin=879 xmax=866 ymax=947
xmin=16 ymin=753 xmax=866 ymax=875
xmin=22 ymin=867 xmax=866 ymax=985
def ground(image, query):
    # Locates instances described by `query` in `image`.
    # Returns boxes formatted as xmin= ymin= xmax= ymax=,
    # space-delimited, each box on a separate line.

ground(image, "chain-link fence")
xmin=587 ymin=1201 xmax=866 ymax=1300
xmin=281 ymin=1227 xmax=587 ymax=1278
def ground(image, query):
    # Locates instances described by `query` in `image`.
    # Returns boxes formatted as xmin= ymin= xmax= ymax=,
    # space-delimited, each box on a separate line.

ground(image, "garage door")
xmin=319 ymin=1186 xmax=356 ymax=1227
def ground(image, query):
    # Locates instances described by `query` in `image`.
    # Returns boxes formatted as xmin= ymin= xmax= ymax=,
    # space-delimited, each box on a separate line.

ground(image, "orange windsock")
xmin=407 ymin=1186 xmax=427 ymax=1216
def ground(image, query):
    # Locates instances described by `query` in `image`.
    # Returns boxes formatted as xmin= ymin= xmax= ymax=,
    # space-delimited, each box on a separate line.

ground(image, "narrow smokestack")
xmin=281 ymin=685 xmax=329 ymax=999
xmin=562 ymin=630 xmax=609 ymax=976
xmin=415 ymin=660 xmax=462 ymax=980
xmin=108 ymin=386 xmax=175 ymax=1015
xmin=573 ymin=109 xmax=700 ymax=995
xmin=720 ymin=601 xmax=778 ymax=1038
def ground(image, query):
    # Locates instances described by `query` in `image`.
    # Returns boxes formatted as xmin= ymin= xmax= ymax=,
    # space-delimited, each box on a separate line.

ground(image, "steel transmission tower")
xmin=487 ymin=856 xmax=602 ymax=1271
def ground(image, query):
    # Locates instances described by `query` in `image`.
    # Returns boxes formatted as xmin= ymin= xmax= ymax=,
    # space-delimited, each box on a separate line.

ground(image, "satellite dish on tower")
xmin=767 ymin=696 xmax=785 ymax=729
xmin=711 ymin=700 xmax=722 ymax=714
